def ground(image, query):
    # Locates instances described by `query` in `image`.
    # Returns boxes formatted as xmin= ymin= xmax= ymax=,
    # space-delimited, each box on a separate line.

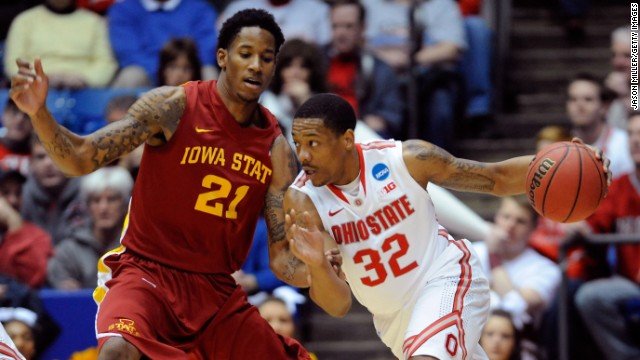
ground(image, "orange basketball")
xmin=526 ymin=141 xmax=607 ymax=223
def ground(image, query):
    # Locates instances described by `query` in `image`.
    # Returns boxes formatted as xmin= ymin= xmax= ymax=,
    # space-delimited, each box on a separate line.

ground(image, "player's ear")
xmin=343 ymin=129 xmax=355 ymax=150
xmin=217 ymin=48 xmax=228 ymax=71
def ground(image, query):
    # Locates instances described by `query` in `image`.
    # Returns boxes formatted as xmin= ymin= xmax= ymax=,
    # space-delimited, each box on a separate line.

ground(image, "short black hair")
xmin=294 ymin=93 xmax=356 ymax=136
xmin=217 ymin=9 xmax=285 ymax=55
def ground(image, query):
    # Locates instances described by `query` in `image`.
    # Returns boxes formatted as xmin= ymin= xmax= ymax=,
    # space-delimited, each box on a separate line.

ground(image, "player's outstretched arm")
xmin=402 ymin=139 xmax=534 ymax=196
xmin=10 ymin=58 xmax=181 ymax=176
xmin=284 ymin=191 xmax=352 ymax=317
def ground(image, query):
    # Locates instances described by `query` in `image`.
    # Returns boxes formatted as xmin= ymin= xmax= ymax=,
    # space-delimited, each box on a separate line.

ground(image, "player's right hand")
xmin=10 ymin=58 xmax=49 ymax=116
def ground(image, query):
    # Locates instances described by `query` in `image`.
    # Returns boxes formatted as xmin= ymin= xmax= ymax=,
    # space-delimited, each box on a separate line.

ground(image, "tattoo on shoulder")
xmin=87 ymin=87 xmax=185 ymax=168
xmin=130 ymin=87 xmax=185 ymax=133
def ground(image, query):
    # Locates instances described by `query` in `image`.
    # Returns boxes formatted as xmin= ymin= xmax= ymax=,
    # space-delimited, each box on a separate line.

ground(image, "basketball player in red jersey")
xmin=9 ymin=9 xmax=311 ymax=360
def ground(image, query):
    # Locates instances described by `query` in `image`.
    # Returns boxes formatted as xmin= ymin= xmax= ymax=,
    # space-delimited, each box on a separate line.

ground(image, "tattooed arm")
xmin=265 ymin=135 xmax=308 ymax=286
xmin=10 ymin=58 xmax=184 ymax=176
xmin=402 ymin=139 xmax=534 ymax=196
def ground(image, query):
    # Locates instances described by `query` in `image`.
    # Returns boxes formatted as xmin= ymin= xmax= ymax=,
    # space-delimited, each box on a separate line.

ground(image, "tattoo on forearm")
xmin=282 ymin=255 xmax=303 ymax=281
xmin=43 ymin=128 xmax=74 ymax=159
xmin=410 ymin=141 xmax=496 ymax=192
xmin=286 ymin=147 xmax=299 ymax=180
xmin=265 ymin=192 xmax=286 ymax=244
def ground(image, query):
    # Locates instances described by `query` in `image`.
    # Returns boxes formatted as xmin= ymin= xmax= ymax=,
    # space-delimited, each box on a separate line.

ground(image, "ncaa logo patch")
xmin=372 ymin=163 xmax=390 ymax=181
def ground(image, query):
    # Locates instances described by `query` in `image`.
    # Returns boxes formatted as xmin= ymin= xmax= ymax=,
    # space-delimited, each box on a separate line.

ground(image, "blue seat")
xmin=66 ymin=88 xmax=149 ymax=134
xmin=38 ymin=289 xmax=97 ymax=360
xmin=0 ymin=88 xmax=72 ymax=123
xmin=0 ymin=89 xmax=9 ymax=113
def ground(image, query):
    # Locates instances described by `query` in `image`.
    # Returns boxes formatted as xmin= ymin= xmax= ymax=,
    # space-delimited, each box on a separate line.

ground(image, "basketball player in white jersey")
xmin=269 ymin=94 xmax=611 ymax=360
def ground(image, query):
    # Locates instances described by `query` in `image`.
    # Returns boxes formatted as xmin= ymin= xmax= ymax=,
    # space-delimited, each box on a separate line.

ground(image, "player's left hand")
xmin=571 ymin=137 xmax=612 ymax=188
xmin=286 ymin=210 xmax=326 ymax=268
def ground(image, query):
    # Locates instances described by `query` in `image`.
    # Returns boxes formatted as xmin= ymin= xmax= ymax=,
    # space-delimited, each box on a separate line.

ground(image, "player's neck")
xmin=337 ymin=151 xmax=362 ymax=186
xmin=216 ymin=77 xmax=261 ymax=126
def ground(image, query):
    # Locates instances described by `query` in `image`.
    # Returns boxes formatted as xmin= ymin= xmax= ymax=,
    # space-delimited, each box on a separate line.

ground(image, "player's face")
xmin=331 ymin=4 xmax=364 ymax=54
xmin=87 ymin=189 xmax=126 ymax=232
xmin=494 ymin=198 xmax=534 ymax=255
xmin=217 ymin=27 xmax=276 ymax=103
xmin=292 ymin=118 xmax=354 ymax=187
xmin=566 ymin=80 xmax=605 ymax=127
xmin=628 ymin=115 xmax=640 ymax=166
xmin=480 ymin=315 xmax=516 ymax=360
xmin=258 ymin=301 xmax=295 ymax=338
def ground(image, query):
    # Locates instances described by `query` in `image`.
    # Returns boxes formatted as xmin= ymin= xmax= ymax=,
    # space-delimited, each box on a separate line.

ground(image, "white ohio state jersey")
xmin=291 ymin=140 xmax=451 ymax=314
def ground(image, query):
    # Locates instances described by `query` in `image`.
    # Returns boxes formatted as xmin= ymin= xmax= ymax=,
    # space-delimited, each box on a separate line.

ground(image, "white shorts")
xmin=373 ymin=239 xmax=490 ymax=360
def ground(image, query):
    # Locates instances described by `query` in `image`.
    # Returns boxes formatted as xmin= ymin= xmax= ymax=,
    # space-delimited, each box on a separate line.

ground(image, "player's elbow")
xmin=311 ymin=289 xmax=352 ymax=318
xmin=329 ymin=298 xmax=352 ymax=318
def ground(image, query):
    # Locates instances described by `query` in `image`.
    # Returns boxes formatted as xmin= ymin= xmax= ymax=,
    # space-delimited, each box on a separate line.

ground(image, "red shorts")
xmin=96 ymin=251 xmax=309 ymax=359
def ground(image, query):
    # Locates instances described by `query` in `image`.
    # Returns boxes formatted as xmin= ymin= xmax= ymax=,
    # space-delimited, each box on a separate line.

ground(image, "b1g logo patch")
xmin=372 ymin=163 xmax=390 ymax=181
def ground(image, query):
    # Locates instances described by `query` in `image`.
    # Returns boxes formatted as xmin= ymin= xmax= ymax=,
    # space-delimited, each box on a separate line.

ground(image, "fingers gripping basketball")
xmin=526 ymin=142 xmax=607 ymax=223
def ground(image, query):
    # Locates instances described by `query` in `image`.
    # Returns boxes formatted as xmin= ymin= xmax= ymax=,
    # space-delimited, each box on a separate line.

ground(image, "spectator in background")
xmin=567 ymin=73 xmax=634 ymax=179
xmin=474 ymin=196 xmax=561 ymax=359
xmin=4 ymin=0 xmax=117 ymax=89
xmin=257 ymin=297 xmax=318 ymax=360
xmin=0 ymin=276 xmax=61 ymax=358
xmin=0 ymin=169 xmax=53 ymax=289
xmin=20 ymin=136 xmax=87 ymax=245
xmin=480 ymin=309 xmax=522 ymax=360
xmin=260 ymin=39 xmax=328 ymax=147
xmin=157 ymin=37 xmax=202 ymax=86
xmin=257 ymin=297 xmax=296 ymax=338
xmin=363 ymin=0 xmax=466 ymax=149
xmin=219 ymin=0 xmax=331 ymax=46
xmin=0 ymin=99 xmax=32 ymax=175
xmin=605 ymin=26 xmax=632 ymax=130
xmin=1 ymin=318 xmax=34 ymax=360
xmin=325 ymin=0 xmax=403 ymax=139
xmin=0 ymin=0 xmax=40 ymax=87
xmin=574 ymin=112 xmax=640 ymax=360
xmin=108 ymin=0 xmax=218 ymax=88
xmin=47 ymin=167 xmax=133 ymax=289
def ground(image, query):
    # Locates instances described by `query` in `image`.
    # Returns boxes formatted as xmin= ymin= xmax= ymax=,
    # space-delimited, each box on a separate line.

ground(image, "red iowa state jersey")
xmin=121 ymin=81 xmax=281 ymax=273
